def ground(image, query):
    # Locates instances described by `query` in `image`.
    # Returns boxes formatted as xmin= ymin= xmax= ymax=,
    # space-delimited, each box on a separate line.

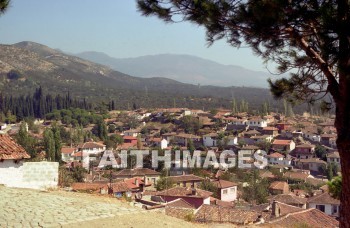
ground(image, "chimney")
xmin=135 ymin=178 xmax=139 ymax=187
xmin=272 ymin=200 xmax=280 ymax=218
xmin=191 ymin=187 xmax=196 ymax=196
xmin=144 ymin=176 xmax=148 ymax=186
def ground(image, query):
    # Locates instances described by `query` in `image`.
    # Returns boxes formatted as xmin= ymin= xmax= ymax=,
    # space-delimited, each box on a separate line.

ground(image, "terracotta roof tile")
xmin=168 ymin=174 xmax=204 ymax=183
xmin=114 ymin=168 xmax=160 ymax=177
xmin=78 ymin=142 xmax=105 ymax=149
xmin=308 ymin=192 xmax=340 ymax=205
xmin=166 ymin=198 xmax=195 ymax=209
xmin=266 ymin=208 xmax=339 ymax=227
xmin=268 ymin=194 xmax=307 ymax=206
xmin=195 ymin=204 xmax=261 ymax=225
xmin=272 ymin=140 xmax=293 ymax=145
xmin=61 ymin=147 xmax=77 ymax=154
xmin=211 ymin=179 xmax=237 ymax=189
xmin=267 ymin=152 xmax=284 ymax=158
xmin=157 ymin=187 xmax=213 ymax=199
xmin=0 ymin=134 xmax=30 ymax=160
xmin=269 ymin=181 xmax=289 ymax=191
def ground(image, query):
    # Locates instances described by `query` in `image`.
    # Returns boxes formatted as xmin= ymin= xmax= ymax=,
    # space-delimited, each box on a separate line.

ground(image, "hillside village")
xmin=0 ymin=107 xmax=341 ymax=227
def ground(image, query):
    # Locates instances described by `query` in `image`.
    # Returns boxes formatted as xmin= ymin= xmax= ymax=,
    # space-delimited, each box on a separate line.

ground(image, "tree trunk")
xmin=335 ymin=74 xmax=350 ymax=228
xmin=338 ymin=142 xmax=350 ymax=228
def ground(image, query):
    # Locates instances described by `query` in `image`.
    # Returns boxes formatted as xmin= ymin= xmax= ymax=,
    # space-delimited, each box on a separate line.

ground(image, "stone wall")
xmin=0 ymin=161 xmax=58 ymax=190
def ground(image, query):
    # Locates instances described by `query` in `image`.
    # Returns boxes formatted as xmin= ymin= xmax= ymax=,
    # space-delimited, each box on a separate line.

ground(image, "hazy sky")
xmin=0 ymin=0 xmax=271 ymax=71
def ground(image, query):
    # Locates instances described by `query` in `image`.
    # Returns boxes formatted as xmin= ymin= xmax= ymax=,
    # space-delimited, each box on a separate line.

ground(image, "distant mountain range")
xmin=0 ymin=41 xmax=279 ymax=110
xmin=75 ymin=52 xmax=276 ymax=88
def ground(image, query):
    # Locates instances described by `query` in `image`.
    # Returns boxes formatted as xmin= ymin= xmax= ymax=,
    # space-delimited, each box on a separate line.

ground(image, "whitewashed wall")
xmin=0 ymin=161 xmax=58 ymax=190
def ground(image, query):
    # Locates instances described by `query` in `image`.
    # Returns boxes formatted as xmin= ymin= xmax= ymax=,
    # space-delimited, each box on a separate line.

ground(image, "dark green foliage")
xmin=180 ymin=115 xmax=202 ymax=134
xmin=0 ymin=0 xmax=9 ymax=14
xmin=43 ymin=125 xmax=62 ymax=162
xmin=94 ymin=119 xmax=108 ymax=141
xmin=7 ymin=70 xmax=22 ymax=80
xmin=328 ymin=176 xmax=342 ymax=200
xmin=136 ymin=1 xmax=350 ymax=223
xmin=155 ymin=176 xmax=174 ymax=191
xmin=70 ymin=166 xmax=87 ymax=182
xmin=46 ymin=108 xmax=101 ymax=128
xmin=315 ymin=144 xmax=327 ymax=161
xmin=187 ymin=139 xmax=195 ymax=152
xmin=242 ymin=169 xmax=269 ymax=205
xmin=199 ymin=179 xmax=218 ymax=198
xmin=0 ymin=87 xmax=92 ymax=121
xmin=15 ymin=122 xmax=38 ymax=157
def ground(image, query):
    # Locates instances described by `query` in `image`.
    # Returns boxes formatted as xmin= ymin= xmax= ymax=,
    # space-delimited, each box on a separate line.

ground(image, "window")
xmin=332 ymin=205 xmax=338 ymax=214
xmin=223 ymin=189 xmax=228 ymax=194
xmin=316 ymin=205 xmax=325 ymax=212
xmin=230 ymin=187 xmax=235 ymax=193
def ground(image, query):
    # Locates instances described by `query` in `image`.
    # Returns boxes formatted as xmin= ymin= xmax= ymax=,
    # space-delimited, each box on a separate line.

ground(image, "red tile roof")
xmin=166 ymin=198 xmax=195 ymax=209
xmin=284 ymin=171 xmax=310 ymax=180
xmin=272 ymin=139 xmax=293 ymax=145
xmin=72 ymin=151 xmax=83 ymax=157
xmin=123 ymin=136 xmax=137 ymax=140
xmin=269 ymin=181 xmax=289 ymax=191
xmin=168 ymin=174 xmax=204 ymax=183
xmin=124 ymin=177 xmax=151 ymax=189
xmin=0 ymin=134 xmax=30 ymax=160
xmin=266 ymin=208 xmax=339 ymax=227
xmin=267 ymin=152 xmax=284 ymax=158
xmin=268 ymin=194 xmax=307 ymax=206
xmin=195 ymin=204 xmax=261 ymax=225
xmin=157 ymin=187 xmax=213 ymax=199
xmin=212 ymin=179 xmax=237 ymax=189
xmin=307 ymin=192 xmax=340 ymax=205
xmin=295 ymin=143 xmax=315 ymax=148
xmin=61 ymin=147 xmax=77 ymax=154
xmin=78 ymin=142 xmax=105 ymax=149
xmin=114 ymin=168 xmax=160 ymax=177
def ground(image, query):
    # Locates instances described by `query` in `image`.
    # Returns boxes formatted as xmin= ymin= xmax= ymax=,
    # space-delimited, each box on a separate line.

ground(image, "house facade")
xmin=156 ymin=187 xmax=212 ymax=209
xmin=326 ymin=152 xmax=341 ymax=168
xmin=308 ymin=192 xmax=340 ymax=217
xmin=272 ymin=139 xmax=296 ymax=152
xmin=293 ymin=143 xmax=316 ymax=159
xmin=0 ymin=134 xmax=31 ymax=187
xmin=212 ymin=179 xmax=237 ymax=202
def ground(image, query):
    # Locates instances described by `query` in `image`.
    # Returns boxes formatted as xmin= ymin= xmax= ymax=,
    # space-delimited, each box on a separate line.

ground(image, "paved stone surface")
xmin=0 ymin=186 xmax=143 ymax=228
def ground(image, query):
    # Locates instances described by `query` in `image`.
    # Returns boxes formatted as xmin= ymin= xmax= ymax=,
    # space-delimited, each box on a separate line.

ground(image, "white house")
xmin=78 ymin=142 xmax=106 ymax=155
xmin=203 ymin=133 xmax=218 ymax=147
xmin=160 ymin=138 xmax=168 ymax=149
xmin=248 ymin=118 xmax=268 ymax=128
xmin=0 ymin=122 xmax=7 ymax=130
xmin=61 ymin=147 xmax=78 ymax=162
xmin=149 ymin=138 xmax=168 ymax=149
xmin=308 ymin=192 xmax=340 ymax=217
xmin=303 ymin=130 xmax=321 ymax=142
xmin=326 ymin=152 xmax=341 ymax=168
xmin=203 ymin=134 xmax=237 ymax=147
xmin=266 ymin=152 xmax=291 ymax=166
xmin=0 ymin=134 xmax=31 ymax=187
xmin=123 ymin=129 xmax=140 ymax=137
xmin=225 ymin=117 xmax=248 ymax=125
xmin=212 ymin=179 xmax=237 ymax=202
xmin=226 ymin=136 xmax=238 ymax=146
xmin=295 ymin=158 xmax=327 ymax=172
